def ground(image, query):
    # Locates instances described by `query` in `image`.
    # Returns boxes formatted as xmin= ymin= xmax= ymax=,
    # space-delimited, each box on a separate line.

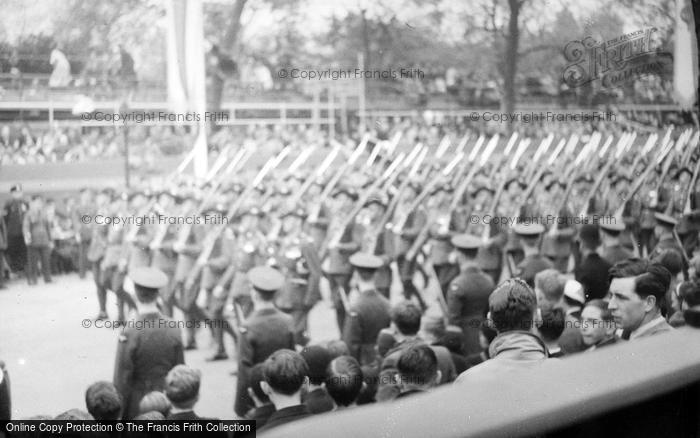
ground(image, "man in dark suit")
xmin=447 ymin=234 xmax=495 ymax=356
xmin=2 ymin=184 xmax=27 ymax=275
xmin=300 ymin=345 xmax=334 ymax=414
xmin=342 ymin=253 xmax=392 ymax=366
xmin=0 ymin=208 xmax=7 ymax=289
xmin=113 ymin=267 xmax=185 ymax=419
xmin=574 ymin=224 xmax=612 ymax=301
xmin=257 ymin=350 xmax=312 ymax=433
xmin=234 ymin=266 xmax=296 ymax=417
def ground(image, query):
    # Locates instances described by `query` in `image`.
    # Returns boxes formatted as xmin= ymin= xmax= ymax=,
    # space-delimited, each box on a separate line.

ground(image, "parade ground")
xmin=0 ymin=273 xmax=346 ymax=420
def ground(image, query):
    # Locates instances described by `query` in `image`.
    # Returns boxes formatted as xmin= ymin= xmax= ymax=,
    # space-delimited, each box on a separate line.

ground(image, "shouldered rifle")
xmin=182 ymin=152 xmax=280 ymax=288
xmin=307 ymin=136 xmax=368 ymax=223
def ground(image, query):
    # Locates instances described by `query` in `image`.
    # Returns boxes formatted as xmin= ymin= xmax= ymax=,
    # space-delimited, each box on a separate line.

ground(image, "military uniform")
xmin=234 ymin=267 xmax=295 ymax=417
xmin=323 ymin=205 xmax=360 ymax=332
xmin=113 ymin=267 xmax=184 ymax=419
xmin=101 ymin=207 xmax=135 ymax=320
xmin=342 ymin=253 xmax=392 ymax=366
xmin=356 ymin=196 xmax=394 ymax=298
xmin=393 ymin=201 xmax=428 ymax=304
xmin=447 ymin=234 xmax=495 ymax=356
xmin=173 ymin=222 xmax=206 ymax=348
xmin=275 ymin=229 xmax=322 ymax=346
xmin=600 ymin=221 xmax=634 ymax=265
xmin=512 ymin=223 xmax=554 ymax=287
xmin=150 ymin=221 xmax=179 ymax=317
xmin=428 ymin=208 xmax=460 ymax=297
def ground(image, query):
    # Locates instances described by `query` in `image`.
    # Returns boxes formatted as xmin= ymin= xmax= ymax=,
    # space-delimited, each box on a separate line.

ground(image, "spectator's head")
xmin=326 ymin=340 xmax=350 ymax=358
xmin=391 ymin=301 xmax=422 ymax=336
xmin=534 ymin=269 xmax=565 ymax=306
xmin=677 ymin=279 xmax=700 ymax=314
xmin=651 ymin=249 xmax=684 ymax=278
xmin=420 ymin=315 xmax=446 ymax=344
xmin=578 ymin=224 xmax=601 ymax=251
xmin=138 ymin=391 xmax=171 ymax=417
xmin=165 ymin=365 xmax=201 ymax=410
xmin=580 ymin=299 xmax=617 ymax=347
xmin=397 ymin=344 xmax=440 ymax=391
xmin=85 ymin=381 xmax=122 ymax=420
xmin=54 ymin=409 xmax=93 ymax=420
xmin=488 ymin=278 xmax=540 ymax=333
xmin=608 ymin=259 xmax=672 ymax=332
xmin=30 ymin=194 xmax=43 ymax=210
xmin=247 ymin=363 xmax=271 ymax=406
xmin=537 ymin=304 xmax=565 ymax=344
xmin=300 ymin=345 xmax=333 ymax=386
xmin=436 ymin=330 xmax=465 ymax=355
xmin=325 ymin=356 xmax=364 ymax=408
xmin=261 ymin=349 xmax=309 ymax=405
xmin=134 ymin=411 xmax=165 ymax=421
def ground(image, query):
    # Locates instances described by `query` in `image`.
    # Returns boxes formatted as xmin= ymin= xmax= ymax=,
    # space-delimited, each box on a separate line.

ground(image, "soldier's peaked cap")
xmin=130 ymin=267 xmax=168 ymax=289
xmin=349 ymin=253 xmax=383 ymax=270
xmin=451 ymin=234 xmax=482 ymax=250
xmin=513 ymin=222 xmax=545 ymax=236
xmin=249 ymin=266 xmax=285 ymax=292
xmin=654 ymin=212 xmax=678 ymax=228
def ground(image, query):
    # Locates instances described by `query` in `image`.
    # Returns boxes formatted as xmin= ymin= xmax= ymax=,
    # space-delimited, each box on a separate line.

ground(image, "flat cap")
xmin=248 ymin=266 xmax=285 ymax=292
xmin=451 ymin=234 xmax=482 ymax=250
xmin=130 ymin=267 xmax=168 ymax=289
xmin=654 ymin=212 xmax=678 ymax=228
xmin=513 ymin=222 xmax=545 ymax=236
xmin=365 ymin=194 xmax=388 ymax=208
xmin=564 ymin=279 xmax=585 ymax=305
xmin=349 ymin=252 xmax=383 ymax=270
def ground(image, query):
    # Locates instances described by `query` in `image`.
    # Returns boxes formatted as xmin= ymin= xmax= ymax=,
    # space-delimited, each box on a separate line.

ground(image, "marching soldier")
xmin=471 ymin=186 xmax=506 ymax=284
xmin=172 ymin=203 xmax=206 ymax=350
xmin=342 ymin=253 xmax=392 ymax=366
xmin=356 ymin=194 xmax=394 ymax=298
xmin=273 ymin=207 xmax=323 ymax=346
xmin=650 ymin=213 xmax=687 ymax=272
xmin=322 ymin=187 xmax=361 ymax=332
xmin=73 ymin=187 xmax=94 ymax=279
xmin=234 ymin=266 xmax=295 ymax=418
xmin=426 ymin=184 xmax=460 ymax=297
xmin=600 ymin=221 xmax=634 ymax=265
xmin=88 ymin=189 xmax=110 ymax=320
xmin=392 ymin=182 xmax=428 ymax=306
xmin=541 ymin=180 xmax=576 ymax=273
xmin=511 ymin=223 xmax=554 ymax=288
xmin=197 ymin=206 xmax=235 ymax=361
xmin=113 ymin=266 xmax=184 ymax=419
xmin=447 ymin=234 xmax=495 ymax=357
xmin=101 ymin=194 xmax=136 ymax=322
xmin=209 ymin=207 xmax=266 ymax=361
xmin=149 ymin=191 xmax=180 ymax=317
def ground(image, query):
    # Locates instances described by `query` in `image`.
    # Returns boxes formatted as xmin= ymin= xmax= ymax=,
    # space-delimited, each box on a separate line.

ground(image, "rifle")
xmin=405 ymin=135 xmax=498 ymax=262
xmin=182 ymin=151 xmax=281 ymax=289
xmin=307 ymin=136 xmax=368 ymax=223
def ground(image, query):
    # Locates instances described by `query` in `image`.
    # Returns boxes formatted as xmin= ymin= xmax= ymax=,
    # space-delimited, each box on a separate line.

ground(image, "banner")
xmin=166 ymin=0 xmax=208 ymax=177
xmin=673 ymin=0 xmax=699 ymax=110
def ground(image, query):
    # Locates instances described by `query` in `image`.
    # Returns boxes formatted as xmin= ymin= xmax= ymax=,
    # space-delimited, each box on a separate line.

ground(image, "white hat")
xmin=563 ymin=279 xmax=585 ymax=305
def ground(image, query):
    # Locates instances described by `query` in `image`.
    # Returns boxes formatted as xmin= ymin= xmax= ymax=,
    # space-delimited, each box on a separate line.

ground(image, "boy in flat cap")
xmin=342 ymin=253 xmax=392 ymax=366
xmin=234 ymin=266 xmax=295 ymax=418
xmin=113 ymin=266 xmax=184 ymax=419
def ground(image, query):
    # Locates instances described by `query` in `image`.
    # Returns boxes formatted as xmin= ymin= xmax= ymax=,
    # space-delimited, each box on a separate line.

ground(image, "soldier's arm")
xmin=342 ymin=311 xmax=363 ymax=361
xmin=113 ymin=332 xmax=136 ymax=400
xmin=300 ymin=242 xmax=322 ymax=308
xmin=446 ymin=283 xmax=463 ymax=325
